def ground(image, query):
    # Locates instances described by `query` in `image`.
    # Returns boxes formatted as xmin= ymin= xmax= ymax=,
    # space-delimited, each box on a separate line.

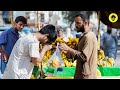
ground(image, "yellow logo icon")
xmin=109 ymin=13 xmax=118 ymax=23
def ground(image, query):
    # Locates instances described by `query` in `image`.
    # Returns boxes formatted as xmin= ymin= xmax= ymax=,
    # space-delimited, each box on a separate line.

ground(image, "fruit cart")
xmin=32 ymin=66 xmax=120 ymax=79
xmin=31 ymin=11 xmax=120 ymax=79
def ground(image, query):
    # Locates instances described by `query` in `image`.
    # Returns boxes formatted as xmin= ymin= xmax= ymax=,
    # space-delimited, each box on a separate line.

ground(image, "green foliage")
xmin=62 ymin=11 xmax=94 ymax=25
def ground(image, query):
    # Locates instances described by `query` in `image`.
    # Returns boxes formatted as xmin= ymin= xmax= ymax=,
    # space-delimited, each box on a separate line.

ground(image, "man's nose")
xmin=21 ymin=26 xmax=24 ymax=29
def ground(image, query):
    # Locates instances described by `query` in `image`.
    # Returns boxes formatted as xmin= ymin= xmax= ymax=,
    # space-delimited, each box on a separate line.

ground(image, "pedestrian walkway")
xmin=97 ymin=76 xmax=120 ymax=79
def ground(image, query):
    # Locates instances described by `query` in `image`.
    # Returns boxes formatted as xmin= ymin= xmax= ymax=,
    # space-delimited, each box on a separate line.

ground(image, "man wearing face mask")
xmin=0 ymin=16 xmax=27 ymax=74
xmin=101 ymin=26 xmax=118 ymax=60
xmin=2 ymin=24 xmax=57 ymax=79
xmin=58 ymin=12 xmax=98 ymax=79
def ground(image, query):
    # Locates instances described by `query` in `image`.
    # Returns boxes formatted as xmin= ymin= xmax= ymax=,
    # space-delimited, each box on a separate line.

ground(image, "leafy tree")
xmin=62 ymin=11 xmax=94 ymax=26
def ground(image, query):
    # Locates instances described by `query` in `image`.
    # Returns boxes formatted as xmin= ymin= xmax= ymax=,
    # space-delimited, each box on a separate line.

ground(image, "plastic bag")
xmin=48 ymin=46 xmax=64 ymax=71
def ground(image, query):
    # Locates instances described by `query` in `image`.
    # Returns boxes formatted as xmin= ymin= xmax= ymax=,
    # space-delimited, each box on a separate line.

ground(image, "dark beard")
xmin=107 ymin=30 xmax=111 ymax=34
xmin=76 ymin=25 xmax=84 ymax=33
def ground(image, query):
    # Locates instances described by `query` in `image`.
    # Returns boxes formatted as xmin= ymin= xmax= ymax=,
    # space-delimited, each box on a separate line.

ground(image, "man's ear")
xmin=45 ymin=34 xmax=49 ymax=37
xmin=43 ymin=34 xmax=49 ymax=39
xmin=84 ymin=19 xmax=88 ymax=26
xmin=13 ymin=21 xmax=16 ymax=26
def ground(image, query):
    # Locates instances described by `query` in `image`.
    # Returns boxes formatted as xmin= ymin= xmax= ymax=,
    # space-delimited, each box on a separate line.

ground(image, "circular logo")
xmin=109 ymin=13 xmax=118 ymax=23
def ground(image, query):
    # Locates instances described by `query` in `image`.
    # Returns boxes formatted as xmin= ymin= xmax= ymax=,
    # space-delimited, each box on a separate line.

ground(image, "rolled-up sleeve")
xmin=69 ymin=36 xmax=93 ymax=62
xmin=28 ymin=42 xmax=40 ymax=58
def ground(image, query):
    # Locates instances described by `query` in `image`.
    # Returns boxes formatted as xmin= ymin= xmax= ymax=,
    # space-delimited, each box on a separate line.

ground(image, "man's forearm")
xmin=68 ymin=48 xmax=87 ymax=62
xmin=32 ymin=50 xmax=46 ymax=65
xmin=38 ymin=49 xmax=46 ymax=63
xmin=0 ymin=47 xmax=7 ymax=54
xmin=0 ymin=47 xmax=2 ymax=53
xmin=0 ymin=46 xmax=9 ymax=61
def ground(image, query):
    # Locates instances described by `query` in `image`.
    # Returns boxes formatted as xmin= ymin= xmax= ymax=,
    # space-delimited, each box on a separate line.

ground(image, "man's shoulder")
xmin=83 ymin=31 xmax=97 ymax=41
xmin=21 ymin=34 xmax=38 ymax=43
xmin=2 ymin=27 xmax=13 ymax=34
xmin=102 ymin=32 xmax=110 ymax=38
xmin=85 ymin=31 xmax=96 ymax=37
xmin=0 ymin=29 xmax=9 ymax=36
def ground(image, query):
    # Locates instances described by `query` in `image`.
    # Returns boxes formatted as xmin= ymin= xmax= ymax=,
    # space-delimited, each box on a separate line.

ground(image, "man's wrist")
xmin=41 ymin=49 xmax=46 ymax=54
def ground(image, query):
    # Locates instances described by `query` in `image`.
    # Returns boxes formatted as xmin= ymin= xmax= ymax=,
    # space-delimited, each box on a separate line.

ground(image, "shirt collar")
xmin=10 ymin=27 xmax=19 ymax=35
xmin=83 ymin=30 xmax=91 ymax=35
xmin=33 ymin=34 xmax=39 ymax=42
xmin=79 ymin=30 xmax=91 ymax=40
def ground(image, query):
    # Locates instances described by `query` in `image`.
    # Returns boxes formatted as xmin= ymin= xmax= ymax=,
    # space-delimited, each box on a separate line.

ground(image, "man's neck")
xmin=12 ymin=27 xmax=18 ymax=33
xmin=33 ymin=33 xmax=41 ymax=41
xmin=84 ymin=26 xmax=90 ymax=33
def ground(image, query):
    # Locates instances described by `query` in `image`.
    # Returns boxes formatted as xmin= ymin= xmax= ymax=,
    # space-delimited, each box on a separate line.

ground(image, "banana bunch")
xmin=97 ymin=56 xmax=114 ymax=67
xmin=49 ymin=56 xmax=61 ymax=68
xmin=107 ymin=57 xmax=114 ymax=66
xmin=98 ymin=49 xmax=105 ymax=60
xmin=30 ymin=75 xmax=35 ymax=79
xmin=38 ymin=37 xmax=79 ymax=68
xmin=64 ymin=60 xmax=76 ymax=67
xmin=61 ymin=52 xmax=77 ymax=67
xmin=52 ymin=38 xmax=65 ymax=45
xmin=97 ymin=49 xmax=114 ymax=67
xmin=51 ymin=37 xmax=79 ymax=67
xmin=52 ymin=37 xmax=79 ymax=49
xmin=66 ymin=37 xmax=79 ymax=49
xmin=96 ymin=69 xmax=101 ymax=77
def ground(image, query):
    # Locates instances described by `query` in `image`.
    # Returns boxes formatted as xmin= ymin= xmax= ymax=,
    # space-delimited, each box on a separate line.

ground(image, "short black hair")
xmin=39 ymin=24 xmax=57 ymax=43
xmin=15 ymin=16 xmax=27 ymax=24
xmin=75 ymin=11 xmax=90 ymax=22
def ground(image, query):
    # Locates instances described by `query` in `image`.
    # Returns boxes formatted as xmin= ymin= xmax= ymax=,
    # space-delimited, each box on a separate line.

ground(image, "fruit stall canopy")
xmin=98 ymin=11 xmax=120 ymax=29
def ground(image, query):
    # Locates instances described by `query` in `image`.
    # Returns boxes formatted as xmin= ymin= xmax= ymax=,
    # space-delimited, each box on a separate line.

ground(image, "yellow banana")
xmin=96 ymin=69 xmax=101 ymax=77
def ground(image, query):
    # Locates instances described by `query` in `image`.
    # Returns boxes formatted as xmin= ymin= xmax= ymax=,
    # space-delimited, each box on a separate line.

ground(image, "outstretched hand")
xmin=2 ymin=51 xmax=9 ymax=62
xmin=42 ymin=44 xmax=52 ymax=52
xmin=58 ymin=43 xmax=70 ymax=54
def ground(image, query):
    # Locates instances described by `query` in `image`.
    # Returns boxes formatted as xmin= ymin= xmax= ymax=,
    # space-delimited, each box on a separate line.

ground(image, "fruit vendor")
xmin=58 ymin=12 xmax=98 ymax=79
xmin=0 ymin=16 xmax=27 ymax=74
xmin=2 ymin=24 xmax=57 ymax=79
xmin=100 ymin=26 xmax=118 ymax=60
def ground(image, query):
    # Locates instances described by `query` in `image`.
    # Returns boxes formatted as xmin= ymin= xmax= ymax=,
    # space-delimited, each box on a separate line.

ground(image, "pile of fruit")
xmin=37 ymin=37 xmax=79 ymax=68
xmin=32 ymin=37 xmax=116 ymax=79
xmin=97 ymin=49 xmax=114 ymax=67
xmin=49 ymin=56 xmax=61 ymax=68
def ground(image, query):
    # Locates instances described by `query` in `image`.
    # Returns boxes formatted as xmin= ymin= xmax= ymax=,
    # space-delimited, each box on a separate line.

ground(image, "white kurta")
xmin=2 ymin=34 xmax=40 ymax=79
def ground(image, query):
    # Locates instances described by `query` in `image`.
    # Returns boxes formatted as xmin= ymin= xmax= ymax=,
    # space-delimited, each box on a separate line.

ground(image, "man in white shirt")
xmin=2 ymin=24 xmax=57 ymax=79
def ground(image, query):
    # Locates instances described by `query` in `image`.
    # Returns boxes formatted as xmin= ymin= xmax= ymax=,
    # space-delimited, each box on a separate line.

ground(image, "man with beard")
xmin=101 ymin=26 xmax=118 ymax=60
xmin=58 ymin=12 xmax=98 ymax=79
xmin=0 ymin=16 xmax=27 ymax=74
